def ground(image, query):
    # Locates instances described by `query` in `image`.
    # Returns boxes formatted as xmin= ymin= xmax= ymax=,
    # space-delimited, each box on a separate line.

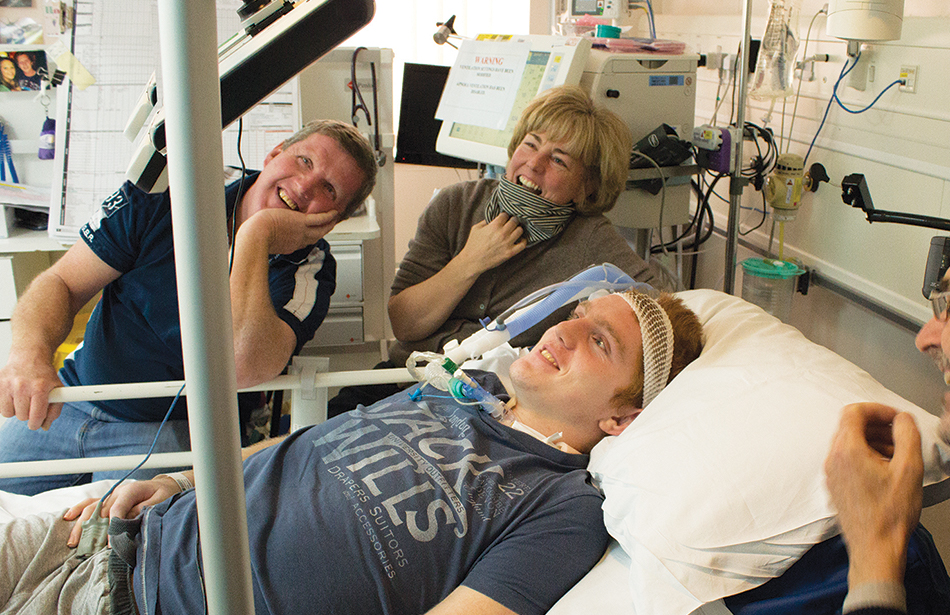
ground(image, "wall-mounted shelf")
xmin=0 ymin=227 xmax=66 ymax=253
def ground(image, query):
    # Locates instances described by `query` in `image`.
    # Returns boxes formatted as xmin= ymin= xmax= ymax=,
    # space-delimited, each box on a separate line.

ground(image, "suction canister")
xmin=740 ymin=258 xmax=805 ymax=322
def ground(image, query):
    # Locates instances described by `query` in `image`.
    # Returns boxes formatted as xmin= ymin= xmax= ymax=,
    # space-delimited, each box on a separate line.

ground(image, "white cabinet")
xmin=330 ymin=243 xmax=364 ymax=304
xmin=303 ymin=200 xmax=381 ymax=349
xmin=0 ymin=247 xmax=61 ymax=367
xmin=308 ymin=241 xmax=365 ymax=347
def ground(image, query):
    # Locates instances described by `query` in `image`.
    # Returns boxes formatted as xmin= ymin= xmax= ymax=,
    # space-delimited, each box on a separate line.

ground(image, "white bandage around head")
xmin=615 ymin=289 xmax=674 ymax=408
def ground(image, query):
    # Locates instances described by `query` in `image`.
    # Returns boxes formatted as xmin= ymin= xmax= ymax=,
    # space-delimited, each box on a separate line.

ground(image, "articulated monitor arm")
xmin=841 ymin=174 xmax=950 ymax=300
xmin=126 ymin=0 xmax=375 ymax=193
xmin=843 ymin=173 xmax=950 ymax=232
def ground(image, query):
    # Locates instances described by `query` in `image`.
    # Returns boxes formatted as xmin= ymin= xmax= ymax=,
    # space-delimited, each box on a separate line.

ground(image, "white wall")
xmin=393 ymin=164 xmax=480 ymax=263
xmin=658 ymin=2 xmax=950 ymax=324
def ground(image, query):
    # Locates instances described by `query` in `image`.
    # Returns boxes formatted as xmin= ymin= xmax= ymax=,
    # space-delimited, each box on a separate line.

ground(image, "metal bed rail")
xmin=0 ymin=362 xmax=412 ymax=479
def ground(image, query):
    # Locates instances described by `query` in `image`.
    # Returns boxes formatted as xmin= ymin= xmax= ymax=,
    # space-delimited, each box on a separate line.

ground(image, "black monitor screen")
xmin=395 ymin=63 xmax=478 ymax=169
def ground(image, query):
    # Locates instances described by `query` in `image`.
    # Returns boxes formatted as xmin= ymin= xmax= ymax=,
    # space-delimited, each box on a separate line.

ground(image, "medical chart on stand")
xmin=437 ymin=35 xmax=571 ymax=152
xmin=50 ymin=0 xmax=295 ymax=242
xmin=435 ymin=36 xmax=531 ymax=131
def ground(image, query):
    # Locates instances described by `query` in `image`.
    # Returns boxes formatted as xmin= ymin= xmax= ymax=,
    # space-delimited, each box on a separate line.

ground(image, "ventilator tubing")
xmin=450 ymin=372 xmax=507 ymax=419
xmin=443 ymin=263 xmax=640 ymax=366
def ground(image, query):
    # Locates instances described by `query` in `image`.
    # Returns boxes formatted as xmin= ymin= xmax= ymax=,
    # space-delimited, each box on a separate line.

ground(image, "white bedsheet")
xmin=0 ymin=480 xmax=115 ymax=523
xmin=548 ymin=539 xmax=733 ymax=614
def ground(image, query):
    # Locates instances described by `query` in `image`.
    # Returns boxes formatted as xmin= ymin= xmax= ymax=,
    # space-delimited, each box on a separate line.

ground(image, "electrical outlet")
xmin=899 ymin=65 xmax=918 ymax=93
xmin=706 ymin=50 xmax=724 ymax=71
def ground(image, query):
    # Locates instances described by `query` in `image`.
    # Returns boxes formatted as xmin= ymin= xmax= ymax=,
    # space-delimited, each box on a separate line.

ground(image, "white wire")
xmin=710 ymin=69 xmax=731 ymax=126
xmin=630 ymin=150 xmax=667 ymax=252
xmin=785 ymin=8 xmax=827 ymax=153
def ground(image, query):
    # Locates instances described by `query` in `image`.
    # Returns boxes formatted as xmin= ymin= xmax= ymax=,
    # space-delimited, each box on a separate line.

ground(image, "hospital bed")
xmin=2 ymin=288 xmax=949 ymax=614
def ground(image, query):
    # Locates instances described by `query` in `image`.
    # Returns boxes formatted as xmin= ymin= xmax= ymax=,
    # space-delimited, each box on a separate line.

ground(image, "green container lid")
xmin=740 ymin=257 xmax=804 ymax=280
xmin=595 ymin=24 xmax=622 ymax=38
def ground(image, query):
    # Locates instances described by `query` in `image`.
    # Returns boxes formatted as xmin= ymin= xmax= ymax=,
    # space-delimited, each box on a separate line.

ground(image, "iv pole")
xmin=156 ymin=1 xmax=254 ymax=613
xmin=723 ymin=0 xmax=754 ymax=295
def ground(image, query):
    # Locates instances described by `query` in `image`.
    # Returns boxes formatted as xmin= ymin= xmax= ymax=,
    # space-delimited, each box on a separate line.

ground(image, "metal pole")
xmin=0 ymin=367 xmax=414 ymax=479
xmin=724 ymin=0 xmax=754 ymax=295
xmin=156 ymin=1 xmax=254 ymax=614
xmin=0 ymin=452 xmax=195 ymax=479
xmin=42 ymin=368 xmax=414 ymax=404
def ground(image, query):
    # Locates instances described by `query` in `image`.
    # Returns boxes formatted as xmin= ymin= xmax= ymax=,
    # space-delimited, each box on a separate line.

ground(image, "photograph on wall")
xmin=0 ymin=0 xmax=35 ymax=7
xmin=0 ymin=49 xmax=46 ymax=91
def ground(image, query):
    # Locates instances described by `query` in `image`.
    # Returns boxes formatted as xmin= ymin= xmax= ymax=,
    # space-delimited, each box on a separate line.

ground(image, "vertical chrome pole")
xmin=724 ymin=0 xmax=754 ymax=294
xmin=156 ymin=1 xmax=254 ymax=614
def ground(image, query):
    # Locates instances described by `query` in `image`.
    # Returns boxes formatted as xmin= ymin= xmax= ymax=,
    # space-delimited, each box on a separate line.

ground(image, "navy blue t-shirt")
xmin=59 ymin=174 xmax=336 ymax=422
xmin=134 ymin=373 xmax=610 ymax=615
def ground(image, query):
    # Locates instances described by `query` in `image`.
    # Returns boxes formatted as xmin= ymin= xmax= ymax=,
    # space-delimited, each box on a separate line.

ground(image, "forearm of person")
xmin=825 ymin=405 xmax=921 ymax=615
xmin=850 ymin=539 xmax=909 ymax=585
xmin=1 ymin=242 xmax=119 ymax=427
xmin=63 ymin=434 xmax=291 ymax=535
xmin=229 ymin=226 xmax=297 ymax=388
xmin=164 ymin=435 xmax=288 ymax=488
xmin=424 ymin=587 xmax=517 ymax=615
xmin=8 ymin=270 xmax=81 ymax=366
xmin=388 ymin=253 xmax=484 ymax=342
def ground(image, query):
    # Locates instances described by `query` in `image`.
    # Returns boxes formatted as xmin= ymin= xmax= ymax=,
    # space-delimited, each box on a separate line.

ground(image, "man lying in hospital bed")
xmin=548 ymin=289 xmax=950 ymax=615
xmin=0 ymin=287 xmax=705 ymax=615
xmin=2 ymin=286 xmax=949 ymax=614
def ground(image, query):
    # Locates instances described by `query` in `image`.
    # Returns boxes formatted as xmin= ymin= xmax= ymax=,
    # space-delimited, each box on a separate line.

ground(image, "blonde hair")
xmin=507 ymin=85 xmax=632 ymax=215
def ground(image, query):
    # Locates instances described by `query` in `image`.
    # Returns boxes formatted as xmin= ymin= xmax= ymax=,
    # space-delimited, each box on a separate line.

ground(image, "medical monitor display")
xmin=435 ymin=34 xmax=591 ymax=167
xmin=571 ymin=0 xmax=601 ymax=15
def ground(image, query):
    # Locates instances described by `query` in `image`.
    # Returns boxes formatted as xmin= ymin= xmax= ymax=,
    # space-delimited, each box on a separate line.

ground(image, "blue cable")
xmin=834 ymin=79 xmax=905 ymax=114
xmin=804 ymin=51 xmax=903 ymax=165
xmin=804 ymin=54 xmax=855 ymax=165
xmin=642 ymin=0 xmax=657 ymax=39
xmin=99 ymin=382 xmax=186 ymax=503
xmin=75 ymin=383 xmax=188 ymax=562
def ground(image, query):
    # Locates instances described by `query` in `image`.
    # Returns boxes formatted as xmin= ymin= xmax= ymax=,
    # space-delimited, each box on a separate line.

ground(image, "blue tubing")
xmin=501 ymin=264 xmax=637 ymax=339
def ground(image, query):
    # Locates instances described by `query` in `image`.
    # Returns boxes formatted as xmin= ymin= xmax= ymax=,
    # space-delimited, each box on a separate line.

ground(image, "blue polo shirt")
xmin=60 ymin=173 xmax=336 ymax=422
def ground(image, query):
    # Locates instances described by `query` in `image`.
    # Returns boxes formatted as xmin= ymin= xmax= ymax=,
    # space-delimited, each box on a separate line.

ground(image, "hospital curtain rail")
xmin=0 ymin=361 xmax=412 ymax=479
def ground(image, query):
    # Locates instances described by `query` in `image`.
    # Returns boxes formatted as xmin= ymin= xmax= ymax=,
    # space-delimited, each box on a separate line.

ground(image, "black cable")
xmin=652 ymin=200 xmax=702 ymax=250
xmin=351 ymin=47 xmax=372 ymax=127
xmin=727 ymin=49 xmax=740 ymax=127
xmin=697 ymin=179 xmax=717 ymax=246
xmin=650 ymin=174 xmax=724 ymax=254
xmin=688 ymin=174 xmax=722 ymax=289
xmin=689 ymin=202 xmax=707 ymax=289
xmin=351 ymin=47 xmax=384 ymax=166
xmin=228 ymin=118 xmax=248 ymax=275
xmin=651 ymin=173 xmax=718 ymax=283
xmin=739 ymin=190 xmax=768 ymax=236
xmin=740 ymin=122 xmax=778 ymax=192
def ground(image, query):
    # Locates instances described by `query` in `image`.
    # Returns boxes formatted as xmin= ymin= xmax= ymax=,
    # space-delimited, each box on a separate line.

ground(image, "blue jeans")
xmin=0 ymin=400 xmax=191 ymax=496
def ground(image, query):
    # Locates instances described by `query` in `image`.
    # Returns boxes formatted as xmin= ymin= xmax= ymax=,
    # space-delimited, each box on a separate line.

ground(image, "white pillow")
xmin=589 ymin=289 xmax=950 ymax=615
